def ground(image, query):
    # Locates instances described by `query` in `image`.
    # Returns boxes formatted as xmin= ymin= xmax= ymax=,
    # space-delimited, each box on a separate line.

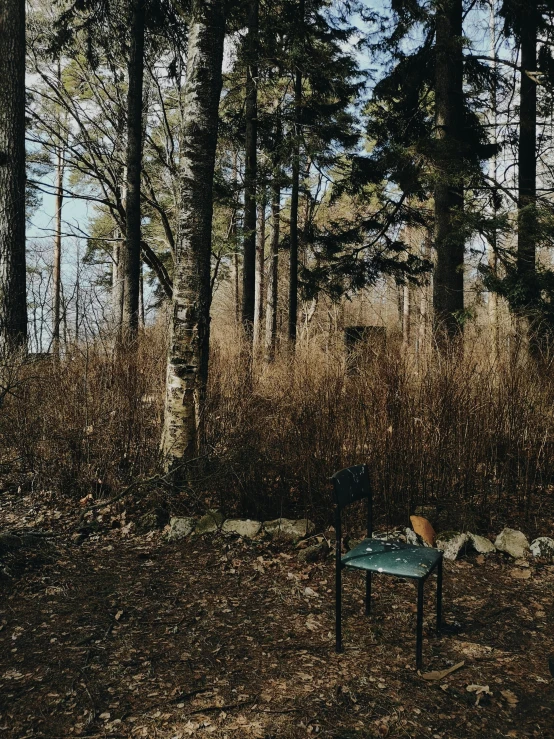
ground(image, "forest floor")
xmin=1 ymin=491 xmax=554 ymax=739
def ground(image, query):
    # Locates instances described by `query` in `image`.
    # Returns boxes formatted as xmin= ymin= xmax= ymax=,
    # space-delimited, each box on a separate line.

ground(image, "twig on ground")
xmin=128 ymin=688 xmax=211 ymax=718
xmin=186 ymin=698 xmax=257 ymax=716
xmin=81 ymin=455 xmax=209 ymax=516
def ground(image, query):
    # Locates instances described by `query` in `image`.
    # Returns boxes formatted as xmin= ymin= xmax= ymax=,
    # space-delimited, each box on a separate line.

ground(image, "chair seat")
xmin=342 ymin=538 xmax=442 ymax=579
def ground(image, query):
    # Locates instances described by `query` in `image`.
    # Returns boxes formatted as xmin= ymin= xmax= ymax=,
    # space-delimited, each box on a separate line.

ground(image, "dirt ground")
xmin=1 ymin=491 xmax=554 ymax=739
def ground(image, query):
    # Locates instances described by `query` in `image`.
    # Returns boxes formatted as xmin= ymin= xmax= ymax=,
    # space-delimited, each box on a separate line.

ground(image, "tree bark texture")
xmin=161 ymin=0 xmax=226 ymax=469
xmin=402 ymin=283 xmax=411 ymax=349
xmin=288 ymin=68 xmax=302 ymax=345
xmin=418 ymin=232 xmax=432 ymax=356
xmin=253 ymin=195 xmax=266 ymax=349
xmin=241 ymin=0 xmax=258 ymax=335
xmin=122 ymin=0 xmax=145 ymax=342
xmin=52 ymin=138 xmax=64 ymax=357
xmin=0 ymin=0 xmax=27 ymax=351
xmin=517 ymin=10 xmax=537 ymax=279
xmin=52 ymin=57 xmax=64 ymax=358
xmin=433 ymin=0 xmax=464 ymax=342
xmin=264 ymin=181 xmax=280 ymax=362
xmin=517 ymin=7 xmax=538 ymax=354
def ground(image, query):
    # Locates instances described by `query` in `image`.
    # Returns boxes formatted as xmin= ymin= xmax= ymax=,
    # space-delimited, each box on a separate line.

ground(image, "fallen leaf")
xmin=501 ymin=689 xmax=519 ymax=705
xmin=466 ymin=684 xmax=491 ymax=706
xmin=115 ymin=610 xmax=124 ymax=621
xmin=410 ymin=516 xmax=436 ymax=546
xmin=421 ymin=661 xmax=465 ymax=681
xmin=510 ymin=569 xmax=531 ymax=579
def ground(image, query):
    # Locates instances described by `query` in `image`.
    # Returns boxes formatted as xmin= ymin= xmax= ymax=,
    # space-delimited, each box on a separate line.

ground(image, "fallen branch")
xmin=81 ymin=455 xmax=209 ymax=515
xmin=130 ymin=688 xmax=210 ymax=718
xmin=186 ymin=698 xmax=257 ymax=716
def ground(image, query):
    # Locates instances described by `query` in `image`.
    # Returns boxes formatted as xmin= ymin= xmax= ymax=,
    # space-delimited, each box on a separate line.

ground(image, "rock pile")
xmin=164 ymin=514 xmax=315 ymax=543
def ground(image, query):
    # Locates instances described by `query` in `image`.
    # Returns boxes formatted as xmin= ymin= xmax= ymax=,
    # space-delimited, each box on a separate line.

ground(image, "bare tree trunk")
xmin=122 ymin=0 xmax=145 ymax=343
xmin=230 ymin=153 xmax=240 ymax=327
xmin=112 ymin=234 xmax=124 ymax=331
xmin=419 ymin=233 xmax=431 ymax=356
xmin=0 ymin=0 xmax=27 ymax=351
xmin=402 ymin=283 xmax=411 ymax=349
xmin=517 ymin=7 xmax=538 ymax=355
xmin=433 ymin=0 xmax=464 ymax=345
xmin=253 ymin=192 xmax=266 ymax=350
xmin=52 ymin=72 xmax=64 ymax=359
xmin=241 ymin=0 xmax=258 ymax=336
xmin=488 ymin=0 xmax=499 ymax=360
xmin=139 ymin=260 xmax=145 ymax=327
xmin=288 ymin=0 xmax=304 ymax=346
xmin=288 ymin=80 xmax=302 ymax=343
xmin=75 ymin=248 xmax=80 ymax=344
xmin=234 ymin=252 xmax=240 ymax=326
xmin=264 ymin=180 xmax=280 ymax=362
xmin=161 ymin=0 xmax=226 ymax=470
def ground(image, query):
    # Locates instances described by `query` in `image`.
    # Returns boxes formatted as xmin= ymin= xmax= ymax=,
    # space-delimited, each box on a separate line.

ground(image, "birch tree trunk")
xmin=161 ymin=0 xmax=226 ymax=470
xmin=0 ymin=0 xmax=27 ymax=351
xmin=433 ymin=0 xmax=464 ymax=345
xmin=241 ymin=0 xmax=258 ymax=336
xmin=264 ymin=180 xmax=280 ymax=362
xmin=122 ymin=0 xmax=145 ymax=342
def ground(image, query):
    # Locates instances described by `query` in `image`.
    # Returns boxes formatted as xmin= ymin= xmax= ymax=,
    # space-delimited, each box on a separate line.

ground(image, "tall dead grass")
xmin=2 ymin=326 xmax=554 ymax=535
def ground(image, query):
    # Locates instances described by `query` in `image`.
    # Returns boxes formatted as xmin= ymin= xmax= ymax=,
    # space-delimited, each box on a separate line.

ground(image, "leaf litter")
xmin=1 ymin=489 xmax=554 ymax=737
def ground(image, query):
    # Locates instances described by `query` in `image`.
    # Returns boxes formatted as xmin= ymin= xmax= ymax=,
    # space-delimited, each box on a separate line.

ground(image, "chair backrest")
xmin=331 ymin=464 xmax=372 ymax=538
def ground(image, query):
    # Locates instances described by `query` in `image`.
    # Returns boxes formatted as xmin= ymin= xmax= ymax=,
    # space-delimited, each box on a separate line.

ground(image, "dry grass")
xmin=2 ymin=326 xmax=554 ymax=535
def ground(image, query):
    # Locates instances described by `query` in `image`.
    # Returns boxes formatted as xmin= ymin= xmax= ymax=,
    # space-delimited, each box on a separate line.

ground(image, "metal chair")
xmin=332 ymin=464 xmax=443 ymax=669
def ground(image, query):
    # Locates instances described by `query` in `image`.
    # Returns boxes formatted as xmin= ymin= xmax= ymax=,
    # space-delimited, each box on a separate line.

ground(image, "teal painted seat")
xmin=332 ymin=465 xmax=443 ymax=669
xmin=342 ymin=537 xmax=442 ymax=579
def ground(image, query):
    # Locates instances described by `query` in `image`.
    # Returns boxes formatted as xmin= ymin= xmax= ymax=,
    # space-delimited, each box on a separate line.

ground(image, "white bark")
xmin=161 ymin=0 xmax=226 ymax=470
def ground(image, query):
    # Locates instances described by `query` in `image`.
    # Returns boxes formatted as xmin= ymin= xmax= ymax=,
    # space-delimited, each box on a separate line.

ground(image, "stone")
xmin=436 ymin=532 xmax=468 ymax=561
xmin=405 ymin=528 xmax=419 ymax=546
xmin=263 ymin=518 xmax=315 ymax=541
xmin=166 ymin=517 xmax=196 ymax=541
xmin=494 ymin=528 xmax=530 ymax=559
xmin=298 ymin=542 xmax=330 ymax=563
xmin=194 ymin=510 xmax=224 ymax=535
xmin=373 ymin=529 xmax=406 ymax=543
xmin=530 ymin=537 xmax=554 ymax=561
xmin=467 ymin=533 xmax=496 ymax=555
xmin=221 ymin=519 xmax=262 ymax=538
xmin=139 ymin=507 xmax=169 ymax=532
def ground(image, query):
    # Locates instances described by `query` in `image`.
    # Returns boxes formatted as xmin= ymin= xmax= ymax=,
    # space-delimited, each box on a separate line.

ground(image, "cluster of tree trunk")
xmin=0 ymin=0 xmax=549 ymax=470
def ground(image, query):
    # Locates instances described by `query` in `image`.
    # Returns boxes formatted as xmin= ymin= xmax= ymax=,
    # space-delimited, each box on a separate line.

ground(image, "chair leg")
xmin=336 ymin=564 xmax=343 ymax=653
xmin=365 ymin=571 xmax=372 ymax=616
xmin=436 ymin=557 xmax=443 ymax=634
xmin=416 ymin=579 xmax=424 ymax=670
